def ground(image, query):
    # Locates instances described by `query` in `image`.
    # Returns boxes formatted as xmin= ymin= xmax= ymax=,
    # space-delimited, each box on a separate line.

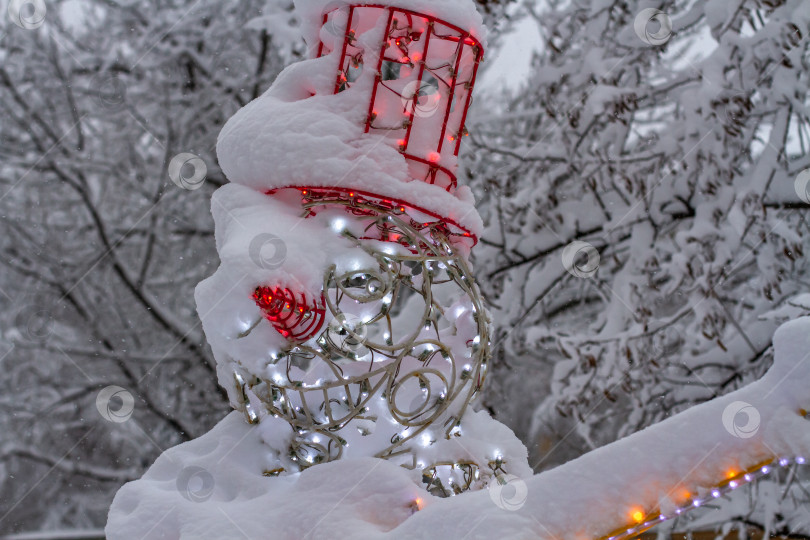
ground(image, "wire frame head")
xmin=233 ymin=194 xmax=490 ymax=469
xmin=316 ymin=4 xmax=484 ymax=193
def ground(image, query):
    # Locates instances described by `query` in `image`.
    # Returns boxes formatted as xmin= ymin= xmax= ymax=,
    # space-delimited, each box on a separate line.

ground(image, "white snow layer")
xmin=294 ymin=0 xmax=487 ymax=50
xmin=106 ymin=317 xmax=810 ymax=539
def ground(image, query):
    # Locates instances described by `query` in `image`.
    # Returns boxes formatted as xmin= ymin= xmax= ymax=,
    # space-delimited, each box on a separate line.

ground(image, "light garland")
xmin=600 ymin=456 xmax=808 ymax=540
xmin=422 ymin=460 xmax=481 ymax=496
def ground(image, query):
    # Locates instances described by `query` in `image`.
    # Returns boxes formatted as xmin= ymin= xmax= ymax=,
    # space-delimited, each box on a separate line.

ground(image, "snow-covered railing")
xmin=106 ymin=318 xmax=810 ymax=539
xmin=600 ymin=457 xmax=808 ymax=539
xmin=0 ymin=531 xmax=105 ymax=540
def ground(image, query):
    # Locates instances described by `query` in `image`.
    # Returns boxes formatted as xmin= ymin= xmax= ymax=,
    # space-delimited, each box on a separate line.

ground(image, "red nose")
xmin=253 ymin=286 xmax=326 ymax=343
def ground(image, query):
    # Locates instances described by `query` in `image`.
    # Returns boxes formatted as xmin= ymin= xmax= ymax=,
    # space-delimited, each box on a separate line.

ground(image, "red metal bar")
xmin=453 ymin=45 xmax=481 ymax=156
xmin=316 ymin=13 xmax=328 ymax=58
xmin=333 ymin=6 xmax=355 ymax=94
xmin=401 ymin=18 xmax=432 ymax=151
xmin=364 ymin=8 xmax=395 ymax=133
xmin=436 ymin=38 xmax=465 ymax=154
xmin=403 ymin=153 xmax=456 ymax=190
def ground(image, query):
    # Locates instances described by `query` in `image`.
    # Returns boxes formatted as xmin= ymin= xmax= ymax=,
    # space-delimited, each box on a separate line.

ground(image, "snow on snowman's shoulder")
xmin=104 ymin=409 xmax=527 ymax=540
xmin=105 ymin=318 xmax=810 ymax=539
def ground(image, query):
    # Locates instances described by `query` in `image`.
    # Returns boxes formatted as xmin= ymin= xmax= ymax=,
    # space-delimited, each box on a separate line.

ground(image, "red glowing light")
xmin=253 ymin=286 xmax=326 ymax=343
xmin=428 ymin=152 xmax=441 ymax=163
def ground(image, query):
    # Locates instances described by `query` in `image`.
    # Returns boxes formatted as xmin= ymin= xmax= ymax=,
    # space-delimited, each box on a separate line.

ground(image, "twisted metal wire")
xmin=233 ymin=197 xmax=490 ymax=469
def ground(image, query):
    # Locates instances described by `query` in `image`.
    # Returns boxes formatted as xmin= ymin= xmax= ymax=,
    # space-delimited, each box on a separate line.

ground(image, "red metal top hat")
xmin=317 ymin=4 xmax=484 ymax=193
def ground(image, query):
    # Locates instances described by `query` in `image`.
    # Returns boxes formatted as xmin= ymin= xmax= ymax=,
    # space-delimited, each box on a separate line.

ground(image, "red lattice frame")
xmin=315 ymin=4 xmax=484 ymax=194
xmin=267 ymin=186 xmax=478 ymax=245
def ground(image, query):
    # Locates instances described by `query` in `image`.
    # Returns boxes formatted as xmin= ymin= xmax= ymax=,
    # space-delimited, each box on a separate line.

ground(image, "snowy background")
xmin=0 ymin=0 xmax=809 ymax=538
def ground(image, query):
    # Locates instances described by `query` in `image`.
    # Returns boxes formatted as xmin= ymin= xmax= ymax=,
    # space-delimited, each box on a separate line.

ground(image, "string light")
xmin=331 ymin=218 xmax=347 ymax=233
xmin=600 ymin=456 xmax=807 ymax=540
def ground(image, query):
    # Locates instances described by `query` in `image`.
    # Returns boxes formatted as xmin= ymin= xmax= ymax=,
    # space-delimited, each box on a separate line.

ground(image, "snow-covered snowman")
xmin=195 ymin=0 xmax=531 ymax=495
xmin=105 ymin=2 xmax=810 ymax=539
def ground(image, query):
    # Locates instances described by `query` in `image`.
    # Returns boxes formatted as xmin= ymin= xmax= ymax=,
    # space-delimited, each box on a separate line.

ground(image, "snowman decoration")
xmin=196 ymin=0 xmax=531 ymax=496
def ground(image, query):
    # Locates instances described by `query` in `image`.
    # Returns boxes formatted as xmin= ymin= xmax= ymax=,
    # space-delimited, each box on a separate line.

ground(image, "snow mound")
xmin=107 ymin=318 xmax=810 ymax=539
xmin=105 ymin=409 xmax=531 ymax=540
